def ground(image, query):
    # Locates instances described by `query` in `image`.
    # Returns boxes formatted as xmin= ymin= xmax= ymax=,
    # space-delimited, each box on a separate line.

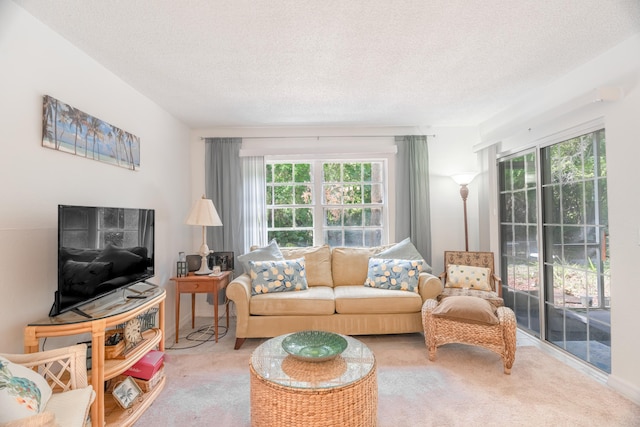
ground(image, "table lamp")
xmin=186 ymin=195 xmax=222 ymax=275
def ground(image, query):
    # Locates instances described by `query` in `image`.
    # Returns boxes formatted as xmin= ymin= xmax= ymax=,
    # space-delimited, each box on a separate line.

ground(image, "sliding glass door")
xmin=499 ymin=129 xmax=611 ymax=373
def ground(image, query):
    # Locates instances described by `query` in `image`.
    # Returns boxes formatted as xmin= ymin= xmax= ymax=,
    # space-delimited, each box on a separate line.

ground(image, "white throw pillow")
xmin=237 ymin=239 xmax=284 ymax=274
xmin=445 ymin=264 xmax=492 ymax=291
xmin=0 ymin=356 xmax=53 ymax=423
xmin=376 ymin=238 xmax=432 ymax=273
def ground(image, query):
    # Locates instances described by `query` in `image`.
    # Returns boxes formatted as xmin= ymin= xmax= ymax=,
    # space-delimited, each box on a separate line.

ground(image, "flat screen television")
xmin=50 ymin=204 xmax=155 ymax=317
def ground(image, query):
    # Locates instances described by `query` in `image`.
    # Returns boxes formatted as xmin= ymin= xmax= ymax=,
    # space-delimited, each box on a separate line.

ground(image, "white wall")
xmin=478 ymin=35 xmax=640 ymax=402
xmin=0 ymin=1 xmax=192 ymax=352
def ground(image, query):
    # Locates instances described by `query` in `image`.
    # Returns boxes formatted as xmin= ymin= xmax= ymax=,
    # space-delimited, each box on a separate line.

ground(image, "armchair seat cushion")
xmin=431 ymin=295 xmax=499 ymax=325
xmin=44 ymin=386 xmax=94 ymax=427
xmin=438 ymin=287 xmax=503 ymax=307
xmin=250 ymin=286 xmax=335 ymax=315
xmin=335 ymin=285 xmax=422 ymax=314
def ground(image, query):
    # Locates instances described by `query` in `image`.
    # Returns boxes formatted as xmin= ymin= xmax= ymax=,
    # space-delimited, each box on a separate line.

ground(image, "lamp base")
xmin=194 ymin=254 xmax=212 ymax=275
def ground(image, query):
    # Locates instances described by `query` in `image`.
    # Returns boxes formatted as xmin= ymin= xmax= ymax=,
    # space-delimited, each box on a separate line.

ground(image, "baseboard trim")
xmin=608 ymin=375 xmax=640 ymax=405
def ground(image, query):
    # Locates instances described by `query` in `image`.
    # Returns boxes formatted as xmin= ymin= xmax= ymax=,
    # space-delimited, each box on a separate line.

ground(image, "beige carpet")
xmin=134 ymin=331 xmax=639 ymax=426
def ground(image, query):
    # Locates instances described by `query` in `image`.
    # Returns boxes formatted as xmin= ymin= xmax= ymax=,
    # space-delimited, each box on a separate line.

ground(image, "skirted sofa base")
xmin=227 ymin=243 xmax=443 ymax=349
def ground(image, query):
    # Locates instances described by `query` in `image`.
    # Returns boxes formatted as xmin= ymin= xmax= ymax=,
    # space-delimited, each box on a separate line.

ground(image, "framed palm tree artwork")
xmin=112 ymin=376 xmax=142 ymax=409
xmin=42 ymin=95 xmax=140 ymax=170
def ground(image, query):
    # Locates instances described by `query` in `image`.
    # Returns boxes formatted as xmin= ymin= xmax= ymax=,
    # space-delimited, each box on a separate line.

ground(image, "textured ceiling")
xmin=12 ymin=0 xmax=640 ymax=128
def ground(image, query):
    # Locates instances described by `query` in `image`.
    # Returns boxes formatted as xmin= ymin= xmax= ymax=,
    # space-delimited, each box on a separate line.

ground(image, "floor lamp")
xmin=451 ymin=173 xmax=477 ymax=252
xmin=186 ymin=195 xmax=223 ymax=275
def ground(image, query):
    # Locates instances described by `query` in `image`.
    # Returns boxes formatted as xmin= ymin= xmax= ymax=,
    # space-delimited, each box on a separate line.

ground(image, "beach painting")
xmin=42 ymin=95 xmax=140 ymax=170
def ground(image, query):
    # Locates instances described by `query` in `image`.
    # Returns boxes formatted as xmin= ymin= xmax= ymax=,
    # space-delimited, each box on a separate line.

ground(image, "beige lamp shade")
xmin=186 ymin=195 xmax=222 ymax=226
xmin=186 ymin=195 xmax=222 ymax=275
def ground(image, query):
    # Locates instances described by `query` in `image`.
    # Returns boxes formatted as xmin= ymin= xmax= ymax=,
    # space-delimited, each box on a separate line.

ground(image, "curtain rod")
xmin=200 ymin=134 xmax=435 ymax=140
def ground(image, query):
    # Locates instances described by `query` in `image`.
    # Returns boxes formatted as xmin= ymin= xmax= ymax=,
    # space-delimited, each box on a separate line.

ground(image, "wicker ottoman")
xmin=422 ymin=296 xmax=516 ymax=374
xmin=249 ymin=333 xmax=377 ymax=427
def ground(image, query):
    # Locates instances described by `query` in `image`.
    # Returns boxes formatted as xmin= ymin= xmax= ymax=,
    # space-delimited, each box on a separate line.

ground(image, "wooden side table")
xmin=171 ymin=271 xmax=232 ymax=343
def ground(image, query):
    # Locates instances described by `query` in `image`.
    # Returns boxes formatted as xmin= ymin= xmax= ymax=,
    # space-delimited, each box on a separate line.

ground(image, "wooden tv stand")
xmin=25 ymin=283 xmax=166 ymax=427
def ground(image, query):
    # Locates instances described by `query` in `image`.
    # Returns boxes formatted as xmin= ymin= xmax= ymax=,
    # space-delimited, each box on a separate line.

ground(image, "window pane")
xmin=343 ymin=184 xmax=362 ymax=204
xmin=525 ymin=152 xmax=536 ymax=188
xmin=343 ymin=163 xmax=361 ymax=182
xmin=294 ymin=185 xmax=312 ymax=204
xmin=266 ymin=187 xmax=273 ymax=205
xmin=500 ymin=193 xmax=512 ymax=222
xmin=273 ymin=208 xmax=293 ymax=228
xmin=364 ymin=208 xmax=382 ymax=226
xmin=366 ymin=183 xmax=383 ymax=203
xmin=273 ymin=163 xmax=292 ymax=183
xmin=325 ymin=208 xmax=342 ymax=226
xmin=371 ymin=162 xmax=383 ymax=182
xmin=543 ymin=185 xmax=561 ymax=224
xmin=513 ymin=191 xmax=526 ymax=223
xmin=364 ymin=229 xmax=382 ymax=246
xmin=324 ymin=184 xmax=342 ymax=205
xmin=266 ymin=164 xmax=273 ymax=183
xmin=274 ymin=186 xmax=293 ymax=205
xmin=344 ymin=208 xmax=362 ymax=226
xmin=295 ymin=208 xmax=313 ymax=227
xmin=344 ymin=229 xmax=363 ymax=246
xmin=323 ymin=163 xmax=340 ymax=182
xmin=294 ymin=163 xmax=311 ymax=182
xmin=269 ymin=230 xmax=313 ymax=247
xmin=325 ymin=230 xmax=342 ymax=246
xmin=363 ymin=163 xmax=372 ymax=181
xmin=527 ymin=189 xmax=537 ymax=223
xmin=562 ymin=182 xmax=584 ymax=225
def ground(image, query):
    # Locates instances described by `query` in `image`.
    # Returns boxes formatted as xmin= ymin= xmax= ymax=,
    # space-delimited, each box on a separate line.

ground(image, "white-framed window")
xmin=266 ymin=159 xmax=387 ymax=247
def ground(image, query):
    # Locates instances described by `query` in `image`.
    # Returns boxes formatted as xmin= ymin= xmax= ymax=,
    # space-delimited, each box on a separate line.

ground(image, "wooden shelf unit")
xmin=25 ymin=284 xmax=166 ymax=427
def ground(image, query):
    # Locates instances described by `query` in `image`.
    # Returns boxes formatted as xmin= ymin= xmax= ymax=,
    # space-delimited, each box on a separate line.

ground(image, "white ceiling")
xmin=12 ymin=0 xmax=640 ymax=129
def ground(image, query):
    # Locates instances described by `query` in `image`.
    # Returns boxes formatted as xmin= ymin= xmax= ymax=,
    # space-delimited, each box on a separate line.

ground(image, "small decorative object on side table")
xmin=171 ymin=271 xmax=232 ymax=343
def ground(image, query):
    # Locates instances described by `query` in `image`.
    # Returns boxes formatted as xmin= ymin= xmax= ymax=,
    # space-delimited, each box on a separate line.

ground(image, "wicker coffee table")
xmin=249 ymin=332 xmax=377 ymax=427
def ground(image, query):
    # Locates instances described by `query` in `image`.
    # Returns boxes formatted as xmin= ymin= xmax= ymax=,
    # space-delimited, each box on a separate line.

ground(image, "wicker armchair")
xmin=439 ymin=251 xmax=504 ymax=306
xmin=0 ymin=344 xmax=95 ymax=426
xmin=422 ymin=298 xmax=517 ymax=374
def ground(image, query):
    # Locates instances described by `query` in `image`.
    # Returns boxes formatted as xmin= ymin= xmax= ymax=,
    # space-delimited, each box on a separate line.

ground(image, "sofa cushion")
xmin=280 ymin=245 xmax=333 ymax=287
xmin=364 ymin=258 xmax=424 ymax=292
xmin=250 ymin=286 xmax=335 ymax=315
xmin=249 ymin=258 xmax=308 ymax=295
xmin=432 ymin=296 xmax=499 ymax=325
xmin=334 ymin=285 xmax=422 ymax=314
xmin=238 ymin=239 xmax=284 ymax=273
xmin=0 ymin=356 xmax=53 ymax=423
xmin=376 ymin=238 xmax=432 ymax=273
xmin=331 ymin=247 xmax=380 ymax=286
xmin=445 ymin=264 xmax=492 ymax=291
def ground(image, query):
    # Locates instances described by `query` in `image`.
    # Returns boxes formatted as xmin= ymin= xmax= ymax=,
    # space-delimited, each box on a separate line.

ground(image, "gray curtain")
xmin=395 ymin=135 xmax=431 ymax=265
xmin=205 ymin=138 xmax=244 ymax=273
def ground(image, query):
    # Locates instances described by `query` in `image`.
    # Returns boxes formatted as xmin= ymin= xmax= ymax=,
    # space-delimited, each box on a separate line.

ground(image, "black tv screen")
xmin=50 ymin=204 xmax=155 ymax=317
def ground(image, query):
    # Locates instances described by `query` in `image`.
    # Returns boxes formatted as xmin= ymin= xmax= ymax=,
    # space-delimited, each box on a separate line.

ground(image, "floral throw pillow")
xmin=445 ymin=264 xmax=492 ymax=291
xmin=364 ymin=258 xmax=424 ymax=293
xmin=0 ymin=356 xmax=53 ymax=423
xmin=249 ymin=258 xmax=308 ymax=295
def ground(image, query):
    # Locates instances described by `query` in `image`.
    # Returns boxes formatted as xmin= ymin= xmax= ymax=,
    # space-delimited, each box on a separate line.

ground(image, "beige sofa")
xmin=226 ymin=244 xmax=443 ymax=349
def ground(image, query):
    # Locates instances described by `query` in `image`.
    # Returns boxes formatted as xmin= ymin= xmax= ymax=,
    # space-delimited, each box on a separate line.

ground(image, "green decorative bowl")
xmin=281 ymin=331 xmax=348 ymax=362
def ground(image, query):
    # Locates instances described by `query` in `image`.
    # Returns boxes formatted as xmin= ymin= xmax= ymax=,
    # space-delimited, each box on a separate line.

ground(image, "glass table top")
xmin=250 ymin=332 xmax=375 ymax=390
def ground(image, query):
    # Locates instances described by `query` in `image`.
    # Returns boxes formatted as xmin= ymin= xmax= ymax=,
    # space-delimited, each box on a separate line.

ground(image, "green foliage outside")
xmin=267 ymin=161 xmax=384 ymax=247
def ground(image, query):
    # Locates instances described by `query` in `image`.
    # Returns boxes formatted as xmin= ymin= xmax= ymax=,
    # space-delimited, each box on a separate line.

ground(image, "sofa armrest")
xmin=418 ymin=272 xmax=443 ymax=302
xmin=225 ymin=273 xmax=252 ymax=337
